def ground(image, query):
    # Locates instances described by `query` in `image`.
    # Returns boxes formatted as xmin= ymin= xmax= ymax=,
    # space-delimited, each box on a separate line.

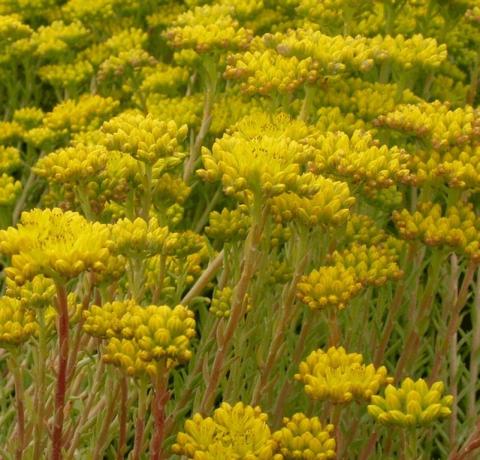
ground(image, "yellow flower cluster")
xmin=0 ymin=208 xmax=112 ymax=283
xmin=33 ymin=144 xmax=109 ymax=184
xmin=0 ymin=174 xmax=21 ymax=207
xmin=109 ymin=217 xmax=169 ymax=258
xmin=224 ymin=48 xmax=320 ymax=95
xmin=172 ymin=402 xmax=276 ymax=459
xmin=101 ymin=112 xmax=188 ymax=164
xmin=0 ymin=297 xmax=38 ymax=346
xmin=164 ymin=4 xmax=253 ymax=54
xmin=315 ymin=107 xmax=367 ymax=136
xmin=0 ymin=146 xmax=21 ymax=174
xmin=210 ymin=286 xmax=234 ymax=318
xmin=206 ymin=206 xmax=251 ymax=243
xmin=5 ymin=275 xmax=56 ymax=310
xmin=85 ymin=301 xmax=196 ymax=374
xmin=393 ymin=202 xmax=480 ymax=261
xmin=270 ymin=176 xmax=355 ymax=227
xmin=268 ymin=29 xmax=447 ymax=72
xmin=295 ymin=347 xmax=393 ymax=404
xmin=296 ymin=265 xmax=363 ymax=311
xmin=37 ymin=59 xmax=93 ymax=89
xmin=199 ymin=113 xmax=317 ymax=200
xmin=310 ymin=130 xmax=412 ymax=189
xmin=376 ymin=101 xmax=480 ymax=150
xmin=273 ymin=413 xmax=336 ymax=460
xmin=328 ymin=243 xmax=403 ymax=287
xmin=13 ymin=107 xmax=44 ymax=130
xmin=42 ymin=94 xmax=120 ymax=137
xmin=368 ymin=378 xmax=453 ymax=427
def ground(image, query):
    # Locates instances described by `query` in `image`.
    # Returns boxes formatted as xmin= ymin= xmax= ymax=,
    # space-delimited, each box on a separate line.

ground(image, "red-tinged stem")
xmin=358 ymin=432 xmax=378 ymax=460
xmin=52 ymin=283 xmax=69 ymax=460
xmin=150 ymin=372 xmax=170 ymax=460
xmin=117 ymin=376 xmax=128 ymax=460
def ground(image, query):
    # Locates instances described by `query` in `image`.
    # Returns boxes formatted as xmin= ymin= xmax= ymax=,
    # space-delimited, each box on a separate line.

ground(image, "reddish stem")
xmin=150 ymin=374 xmax=170 ymax=460
xmin=52 ymin=283 xmax=69 ymax=460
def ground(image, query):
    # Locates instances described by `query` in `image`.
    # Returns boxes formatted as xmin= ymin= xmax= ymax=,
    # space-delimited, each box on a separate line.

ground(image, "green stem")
xmin=132 ymin=378 xmax=148 ymax=460
xmin=8 ymin=351 xmax=25 ymax=460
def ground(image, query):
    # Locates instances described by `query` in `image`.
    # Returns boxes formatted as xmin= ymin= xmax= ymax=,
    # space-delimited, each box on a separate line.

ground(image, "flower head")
xmin=172 ymin=402 xmax=276 ymax=459
xmin=295 ymin=346 xmax=393 ymax=403
xmin=368 ymin=378 xmax=453 ymax=427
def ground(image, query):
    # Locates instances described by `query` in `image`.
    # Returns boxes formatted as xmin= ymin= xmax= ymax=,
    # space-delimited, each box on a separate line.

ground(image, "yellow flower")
xmin=368 ymin=378 xmax=453 ymax=427
xmin=199 ymin=113 xmax=318 ymax=200
xmin=273 ymin=413 xmax=336 ymax=460
xmin=0 ymin=208 xmax=112 ymax=284
xmin=0 ymin=173 xmax=22 ymax=207
xmin=172 ymin=402 xmax=276 ymax=459
xmin=5 ymin=274 xmax=56 ymax=310
xmin=295 ymin=346 xmax=393 ymax=403
xmin=101 ymin=112 xmax=188 ymax=164
xmin=296 ymin=265 xmax=363 ymax=311
xmin=0 ymin=297 xmax=38 ymax=346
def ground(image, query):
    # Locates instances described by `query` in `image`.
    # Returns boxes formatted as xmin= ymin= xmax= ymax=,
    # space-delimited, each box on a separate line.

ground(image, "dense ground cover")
xmin=1 ymin=0 xmax=480 ymax=458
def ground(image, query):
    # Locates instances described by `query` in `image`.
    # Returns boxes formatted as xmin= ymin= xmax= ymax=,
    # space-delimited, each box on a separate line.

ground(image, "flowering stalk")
xmin=52 ymin=282 xmax=69 ymax=460
xmin=150 ymin=370 xmax=170 ymax=460
xmin=199 ymin=204 xmax=267 ymax=413
xmin=132 ymin=378 xmax=148 ymax=460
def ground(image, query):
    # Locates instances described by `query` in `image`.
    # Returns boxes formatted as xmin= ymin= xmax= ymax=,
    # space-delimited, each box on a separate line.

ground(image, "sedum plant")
xmin=1 ymin=1 xmax=480 ymax=460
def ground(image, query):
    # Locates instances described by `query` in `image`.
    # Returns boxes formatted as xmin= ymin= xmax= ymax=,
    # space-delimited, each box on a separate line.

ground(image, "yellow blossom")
xmin=295 ymin=346 xmax=393 ymax=403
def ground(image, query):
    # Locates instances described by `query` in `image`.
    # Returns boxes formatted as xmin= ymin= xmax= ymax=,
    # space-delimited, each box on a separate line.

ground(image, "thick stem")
xmin=52 ymin=283 xmax=70 ymax=460
xmin=150 ymin=371 xmax=170 ymax=460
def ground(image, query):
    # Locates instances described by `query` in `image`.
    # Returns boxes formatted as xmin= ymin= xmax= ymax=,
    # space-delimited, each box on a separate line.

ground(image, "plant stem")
xmin=199 ymin=205 xmax=267 ymax=413
xmin=117 ymin=376 xmax=128 ymax=460
xmin=33 ymin=308 xmax=48 ymax=459
xmin=150 ymin=370 xmax=170 ymax=460
xmin=8 ymin=351 xmax=25 ymax=460
xmin=132 ymin=378 xmax=148 ymax=460
xmin=52 ymin=282 xmax=70 ymax=460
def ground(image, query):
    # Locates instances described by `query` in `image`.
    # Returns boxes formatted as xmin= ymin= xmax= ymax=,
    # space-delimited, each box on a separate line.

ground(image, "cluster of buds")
xmin=310 ymin=130 xmax=412 ymax=189
xmin=393 ymin=201 xmax=480 ymax=262
xmin=206 ymin=206 xmax=251 ymax=243
xmin=0 ymin=208 xmax=113 ymax=284
xmin=33 ymin=144 xmax=109 ymax=184
xmin=328 ymin=242 xmax=403 ymax=287
xmin=224 ymin=48 xmax=321 ymax=95
xmin=376 ymin=101 xmax=480 ymax=150
xmin=0 ymin=174 xmax=22 ymax=207
xmin=272 ymin=413 xmax=336 ymax=460
xmin=199 ymin=113 xmax=317 ymax=200
xmin=172 ymin=402 xmax=276 ymax=459
xmin=5 ymin=275 xmax=56 ymax=310
xmin=368 ymin=378 xmax=453 ymax=427
xmin=0 ymin=297 xmax=38 ymax=346
xmin=101 ymin=112 xmax=188 ymax=164
xmin=270 ymin=176 xmax=355 ymax=228
xmin=37 ymin=59 xmax=93 ymax=89
xmin=85 ymin=301 xmax=196 ymax=375
xmin=42 ymin=94 xmax=120 ymax=137
xmin=296 ymin=265 xmax=363 ymax=311
xmin=164 ymin=4 xmax=253 ymax=54
xmin=108 ymin=217 xmax=169 ymax=258
xmin=295 ymin=347 xmax=393 ymax=404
